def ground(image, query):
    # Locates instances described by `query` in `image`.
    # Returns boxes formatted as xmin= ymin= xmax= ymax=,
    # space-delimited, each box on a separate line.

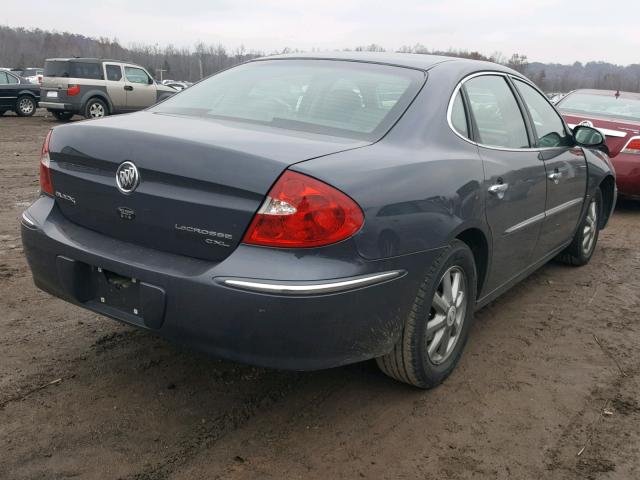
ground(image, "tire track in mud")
xmin=126 ymin=372 xmax=305 ymax=480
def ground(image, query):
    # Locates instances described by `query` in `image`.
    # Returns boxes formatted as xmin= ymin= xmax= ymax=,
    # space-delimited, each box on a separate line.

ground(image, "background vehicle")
xmin=0 ymin=69 xmax=40 ymax=116
xmin=164 ymin=81 xmax=191 ymax=91
xmin=20 ymin=67 xmax=44 ymax=84
xmin=557 ymin=89 xmax=640 ymax=198
xmin=21 ymin=53 xmax=616 ymax=388
xmin=39 ymin=58 xmax=177 ymax=121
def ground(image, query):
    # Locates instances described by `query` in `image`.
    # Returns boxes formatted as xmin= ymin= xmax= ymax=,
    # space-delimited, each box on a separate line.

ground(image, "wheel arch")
xmin=17 ymin=89 xmax=38 ymax=99
xmin=81 ymin=92 xmax=113 ymax=114
xmin=455 ymin=227 xmax=489 ymax=299
xmin=598 ymin=175 xmax=616 ymax=229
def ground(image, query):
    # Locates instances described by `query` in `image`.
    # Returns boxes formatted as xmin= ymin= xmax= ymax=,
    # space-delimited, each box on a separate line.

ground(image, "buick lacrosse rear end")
xmin=22 ymin=53 xmax=615 ymax=388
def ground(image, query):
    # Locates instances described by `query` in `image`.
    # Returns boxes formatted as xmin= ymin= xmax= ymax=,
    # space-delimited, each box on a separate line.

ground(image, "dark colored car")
xmin=0 ymin=70 xmax=40 ymax=116
xmin=557 ymin=89 xmax=640 ymax=198
xmin=21 ymin=53 xmax=616 ymax=388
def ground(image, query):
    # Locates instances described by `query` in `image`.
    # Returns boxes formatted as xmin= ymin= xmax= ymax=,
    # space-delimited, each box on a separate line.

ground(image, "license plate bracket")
xmin=96 ymin=268 xmax=142 ymax=316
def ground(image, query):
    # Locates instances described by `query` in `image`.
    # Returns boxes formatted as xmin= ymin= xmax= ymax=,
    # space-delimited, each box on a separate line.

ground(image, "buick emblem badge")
xmin=116 ymin=161 xmax=140 ymax=194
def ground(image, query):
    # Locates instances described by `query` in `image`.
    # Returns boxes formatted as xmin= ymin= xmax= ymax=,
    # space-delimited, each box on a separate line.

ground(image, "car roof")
xmin=45 ymin=58 xmax=134 ymax=64
xmin=255 ymin=51 xmax=518 ymax=74
xmin=569 ymin=89 xmax=640 ymax=100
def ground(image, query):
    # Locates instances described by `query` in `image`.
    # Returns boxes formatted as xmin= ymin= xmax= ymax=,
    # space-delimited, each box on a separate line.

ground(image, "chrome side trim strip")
xmin=505 ymin=197 xmax=583 ymax=234
xmin=567 ymin=123 xmax=627 ymax=138
xmin=221 ymin=270 xmax=405 ymax=295
xmin=504 ymin=212 xmax=546 ymax=234
xmin=545 ymin=197 xmax=583 ymax=218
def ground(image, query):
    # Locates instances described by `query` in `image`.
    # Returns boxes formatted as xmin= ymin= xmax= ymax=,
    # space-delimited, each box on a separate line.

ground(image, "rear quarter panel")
xmin=292 ymin=61 xmax=488 ymax=261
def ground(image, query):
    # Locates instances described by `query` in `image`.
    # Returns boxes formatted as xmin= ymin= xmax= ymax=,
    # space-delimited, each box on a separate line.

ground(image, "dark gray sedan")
xmin=21 ymin=53 xmax=615 ymax=388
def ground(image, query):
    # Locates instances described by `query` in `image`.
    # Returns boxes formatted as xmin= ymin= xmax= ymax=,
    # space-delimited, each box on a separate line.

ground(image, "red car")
xmin=557 ymin=89 xmax=640 ymax=198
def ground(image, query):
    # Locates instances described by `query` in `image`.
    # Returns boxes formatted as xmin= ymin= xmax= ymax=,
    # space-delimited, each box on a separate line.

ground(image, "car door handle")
xmin=488 ymin=183 xmax=509 ymax=199
xmin=124 ymin=85 xmax=133 ymax=91
xmin=548 ymin=171 xmax=562 ymax=184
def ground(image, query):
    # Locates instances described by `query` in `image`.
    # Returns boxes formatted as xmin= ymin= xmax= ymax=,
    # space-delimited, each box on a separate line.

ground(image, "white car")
xmin=13 ymin=68 xmax=43 ymax=84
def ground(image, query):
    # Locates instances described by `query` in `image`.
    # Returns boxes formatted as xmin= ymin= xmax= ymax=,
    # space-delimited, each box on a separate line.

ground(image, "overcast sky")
xmin=3 ymin=0 xmax=639 ymax=65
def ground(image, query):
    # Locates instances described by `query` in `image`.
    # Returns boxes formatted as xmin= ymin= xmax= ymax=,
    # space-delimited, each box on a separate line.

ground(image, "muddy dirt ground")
xmin=1 ymin=111 xmax=639 ymax=480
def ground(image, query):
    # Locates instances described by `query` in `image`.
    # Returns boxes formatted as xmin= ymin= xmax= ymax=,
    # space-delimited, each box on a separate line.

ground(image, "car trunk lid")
xmin=48 ymin=111 xmax=369 ymax=262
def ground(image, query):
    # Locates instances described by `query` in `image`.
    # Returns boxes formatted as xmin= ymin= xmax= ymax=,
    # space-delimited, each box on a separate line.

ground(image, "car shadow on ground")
xmin=615 ymin=197 xmax=640 ymax=212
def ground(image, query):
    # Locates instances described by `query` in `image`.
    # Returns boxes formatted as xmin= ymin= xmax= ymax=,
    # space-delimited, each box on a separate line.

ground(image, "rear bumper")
xmin=612 ymin=152 xmax=640 ymax=197
xmin=21 ymin=196 xmax=441 ymax=370
xmin=40 ymin=101 xmax=75 ymax=111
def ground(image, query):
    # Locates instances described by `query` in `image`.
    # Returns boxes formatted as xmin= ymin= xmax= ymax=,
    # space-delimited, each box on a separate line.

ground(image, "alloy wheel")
xmin=18 ymin=97 xmax=34 ymax=115
xmin=89 ymin=103 xmax=105 ymax=118
xmin=582 ymin=199 xmax=598 ymax=255
xmin=426 ymin=266 xmax=467 ymax=365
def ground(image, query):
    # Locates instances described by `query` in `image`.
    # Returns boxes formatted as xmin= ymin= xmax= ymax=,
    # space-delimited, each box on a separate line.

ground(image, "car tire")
xmin=377 ymin=239 xmax=477 ymax=388
xmin=557 ymin=188 xmax=602 ymax=266
xmin=84 ymin=98 xmax=108 ymax=119
xmin=15 ymin=96 xmax=36 ymax=117
xmin=51 ymin=110 xmax=74 ymax=121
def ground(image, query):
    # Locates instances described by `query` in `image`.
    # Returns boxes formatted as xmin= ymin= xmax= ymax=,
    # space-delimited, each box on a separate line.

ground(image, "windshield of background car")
xmin=558 ymin=92 xmax=640 ymax=122
xmin=44 ymin=61 xmax=103 ymax=79
xmin=150 ymin=60 xmax=426 ymax=140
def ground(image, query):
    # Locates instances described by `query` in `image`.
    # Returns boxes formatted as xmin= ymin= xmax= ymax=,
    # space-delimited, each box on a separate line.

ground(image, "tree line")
xmin=1 ymin=26 xmax=639 ymax=93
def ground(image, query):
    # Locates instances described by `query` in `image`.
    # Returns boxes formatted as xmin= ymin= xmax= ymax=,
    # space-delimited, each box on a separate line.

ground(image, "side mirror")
xmin=573 ymin=125 xmax=609 ymax=155
xmin=148 ymin=77 xmax=154 ymax=85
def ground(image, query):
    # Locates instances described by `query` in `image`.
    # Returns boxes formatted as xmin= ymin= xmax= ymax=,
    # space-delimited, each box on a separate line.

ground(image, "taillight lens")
xmin=39 ymin=130 xmax=54 ymax=195
xmin=67 ymin=84 xmax=80 ymax=96
xmin=622 ymin=137 xmax=640 ymax=155
xmin=243 ymin=171 xmax=364 ymax=248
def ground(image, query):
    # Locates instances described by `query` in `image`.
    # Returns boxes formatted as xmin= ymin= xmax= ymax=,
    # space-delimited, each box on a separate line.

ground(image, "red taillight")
xmin=39 ymin=130 xmax=54 ymax=195
xmin=622 ymin=137 xmax=640 ymax=155
xmin=67 ymin=84 xmax=80 ymax=96
xmin=243 ymin=171 xmax=364 ymax=248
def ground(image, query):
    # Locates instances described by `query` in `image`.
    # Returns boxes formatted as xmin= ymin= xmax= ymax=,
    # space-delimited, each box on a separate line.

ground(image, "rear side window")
xmin=464 ymin=75 xmax=529 ymax=149
xmin=0 ymin=71 xmax=17 ymax=84
xmin=450 ymin=92 xmax=469 ymax=138
xmin=125 ymin=67 xmax=150 ymax=84
xmin=150 ymin=60 xmax=425 ymax=141
xmin=44 ymin=61 xmax=103 ymax=79
xmin=106 ymin=65 xmax=123 ymax=81
xmin=513 ymin=79 xmax=571 ymax=148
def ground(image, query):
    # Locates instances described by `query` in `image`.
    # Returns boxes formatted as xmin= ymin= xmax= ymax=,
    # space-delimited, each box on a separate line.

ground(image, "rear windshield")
xmin=558 ymin=92 xmax=640 ymax=122
xmin=44 ymin=60 xmax=103 ymax=80
xmin=150 ymin=59 xmax=425 ymax=140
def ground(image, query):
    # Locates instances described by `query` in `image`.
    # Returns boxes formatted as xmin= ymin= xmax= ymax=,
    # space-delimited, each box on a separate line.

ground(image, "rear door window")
xmin=464 ymin=75 xmax=530 ymax=149
xmin=0 ymin=72 xmax=19 ymax=84
xmin=106 ymin=64 xmax=123 ymax=81
xmin=513 ymin=79 xmax=571 ymax=148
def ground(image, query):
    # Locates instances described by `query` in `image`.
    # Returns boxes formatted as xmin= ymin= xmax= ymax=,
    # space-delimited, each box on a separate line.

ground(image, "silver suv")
xmin=39 ymin=58 xmax=177 ymax=121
